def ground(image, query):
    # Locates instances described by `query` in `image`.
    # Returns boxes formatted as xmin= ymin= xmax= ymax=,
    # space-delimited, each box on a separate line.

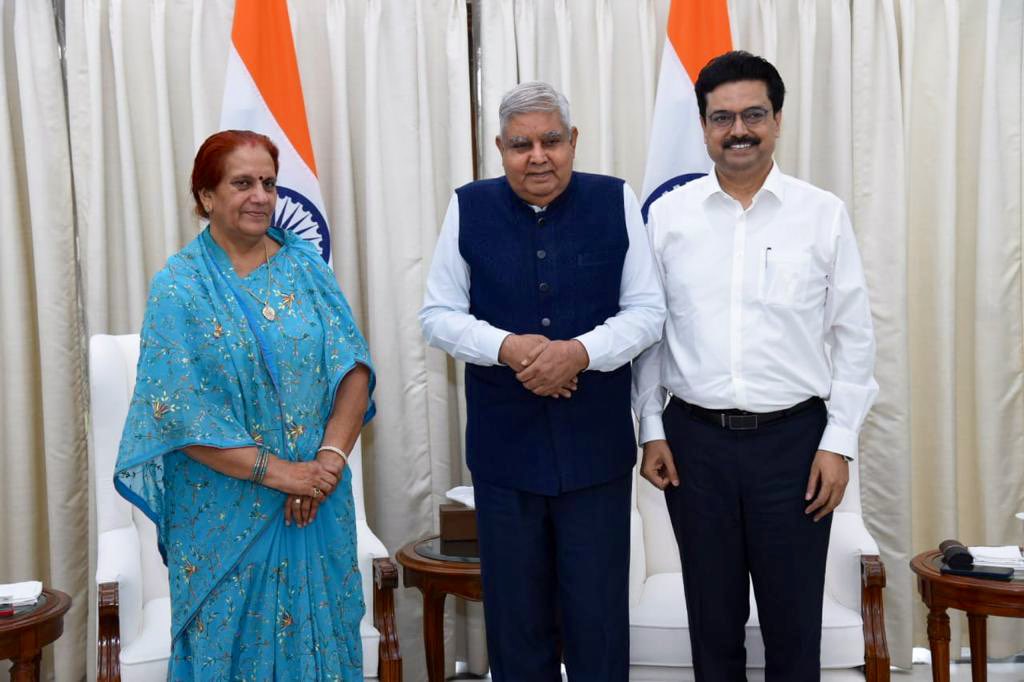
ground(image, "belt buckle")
xmin=727 ymin=414 xmax=758 ymax=430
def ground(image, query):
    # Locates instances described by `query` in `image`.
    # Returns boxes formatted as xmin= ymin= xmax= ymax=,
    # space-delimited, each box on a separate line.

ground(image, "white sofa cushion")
xmin=97 ymin=526 xmax=143 ymax=647
xmin=120 ymin=597 xmax=171 ymax=682
xmin=629 ymin=572 xmax=864 ymax=669
xmin=361 ymin=617 xmax=381 ymax=678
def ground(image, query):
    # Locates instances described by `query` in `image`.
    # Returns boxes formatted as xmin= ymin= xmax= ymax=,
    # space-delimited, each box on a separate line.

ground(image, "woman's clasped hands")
xmin=281 ymin=449 xmax=348 ymax=528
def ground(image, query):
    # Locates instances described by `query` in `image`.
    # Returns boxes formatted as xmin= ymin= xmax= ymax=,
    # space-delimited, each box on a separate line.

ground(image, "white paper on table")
xmin=445 ymin=486 xmax=475 ymax=510
xmin=969 ymin=545 xmax=1024 ymax=567
xmin=0 ymin=580 xmax=42 ymax=606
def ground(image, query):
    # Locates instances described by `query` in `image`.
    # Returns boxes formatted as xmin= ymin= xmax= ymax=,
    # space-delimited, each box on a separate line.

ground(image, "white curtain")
xmin=0 ymin=1 xmax=88 ymax=681
xmin=66 ymin=1 xmax=473 ymax=679
xmin=478 ymin=0 xmax=1024 ymax=669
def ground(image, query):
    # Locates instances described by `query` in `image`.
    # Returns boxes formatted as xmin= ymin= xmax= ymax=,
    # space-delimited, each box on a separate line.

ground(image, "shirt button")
xmin=541 ymin=317 xmax=551 ymax=327
xmin=536 ymin=250 xmax=546 ymax=259
xmin=537 ymin=216 xmax=546 ymax=226
xmin=539 ymin=282 xmax=550 ymax=293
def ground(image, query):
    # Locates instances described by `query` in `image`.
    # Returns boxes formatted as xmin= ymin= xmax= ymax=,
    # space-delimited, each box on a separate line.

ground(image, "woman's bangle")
xmin=317 ymin=445 xmax=349 ymax=465
xmin=250 ymin=447 xmax=270 ymax=485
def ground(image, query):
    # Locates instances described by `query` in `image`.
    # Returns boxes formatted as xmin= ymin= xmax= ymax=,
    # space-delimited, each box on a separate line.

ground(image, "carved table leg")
xmin=927 ymin=607 xmax=951 ymax=682
xmin=967 ymin=613 xmax=987 ymax=681
xmin=9 ymin=649 xmax=41 ymax=682
xmin=422 ymin=587 xmax=448 ymax=682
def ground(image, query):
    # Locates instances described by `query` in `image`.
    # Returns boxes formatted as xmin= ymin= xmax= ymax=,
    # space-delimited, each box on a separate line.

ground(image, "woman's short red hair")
xmin=190 ymin=130 xmax=280 ymax=219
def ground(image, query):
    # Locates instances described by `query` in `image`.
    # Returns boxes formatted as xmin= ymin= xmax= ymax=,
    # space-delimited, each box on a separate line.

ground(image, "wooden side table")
xmin=0 ymin=588 xmax=72 ymax=681
xmin=911 ymin=550 xmax=1024 ymax=682
xmin=396 ymin=535 xmax=482 ymax=682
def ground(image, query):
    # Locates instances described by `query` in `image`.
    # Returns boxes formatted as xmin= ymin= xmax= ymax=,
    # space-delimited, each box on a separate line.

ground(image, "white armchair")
xmin=628 ymin=450 xmax=889 ymax=681
xmin=89 ymin=334 xmax=401 ymax=681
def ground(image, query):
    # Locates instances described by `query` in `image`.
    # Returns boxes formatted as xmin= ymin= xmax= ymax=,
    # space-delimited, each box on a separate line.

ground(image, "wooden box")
xmin=440 ymin=503 xmax=478 ymax=542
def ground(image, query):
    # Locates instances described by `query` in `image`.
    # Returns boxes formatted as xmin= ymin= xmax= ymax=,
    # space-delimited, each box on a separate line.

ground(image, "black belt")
xmin=670 ymin=396 xmax=823 ymax=431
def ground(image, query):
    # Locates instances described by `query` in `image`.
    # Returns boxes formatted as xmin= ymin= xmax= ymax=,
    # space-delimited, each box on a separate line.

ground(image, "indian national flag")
xmin=640 ymin=0 xmax=732 ymax=217
xmin=219 ymin=0 xmax=332 ymax=263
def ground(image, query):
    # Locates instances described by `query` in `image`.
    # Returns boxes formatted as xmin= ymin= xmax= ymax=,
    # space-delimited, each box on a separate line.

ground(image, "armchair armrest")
xmin=354 ymin=520 xmax=402 ymax=680
xmin=823 ymin=512 xmax=888 ymax=675
xmin=823 ymin=512 xmax=889 ymax=681
xmin=373 ymin=558 xmax=402 ymax=681
xmin=825 ymin=511 xmax=879 ymax=611
xmin=96 ymin=525 xmax=143 ymax=682
xmin=357 ymin=519 xmax=389 ymax=559
xmin=861 ymin=555 xmax=890 ymax=681
xmin=97 ymin=582 xmax=120 ymax=682
xmin=96 ymin=526 xmax=144 ymax=640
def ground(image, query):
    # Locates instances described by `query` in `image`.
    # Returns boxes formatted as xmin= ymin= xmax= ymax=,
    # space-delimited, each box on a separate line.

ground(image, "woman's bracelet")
xmin=250 ymin=447 xmax=270 ymax=485
xmin=317 ymin=445 xmax=349 ymax=465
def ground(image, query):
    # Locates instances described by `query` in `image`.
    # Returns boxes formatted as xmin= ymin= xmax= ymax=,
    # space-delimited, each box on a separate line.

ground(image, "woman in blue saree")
xmin=115 ymin=130 xmax=373 ymax=680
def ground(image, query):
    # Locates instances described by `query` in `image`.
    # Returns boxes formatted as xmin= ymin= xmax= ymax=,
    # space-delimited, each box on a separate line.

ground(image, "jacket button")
xmin=537 ymin=216 xmax=546 ymax=226
xmin=541 ymin=317 xmax=551 ymax=327
xmin=536 ymin=250 xmax=546 ymax=259
xmin=539 ymin=282 xmax=550 ymax=293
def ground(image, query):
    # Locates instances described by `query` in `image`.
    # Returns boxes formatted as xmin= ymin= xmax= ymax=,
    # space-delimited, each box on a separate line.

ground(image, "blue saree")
xmin=115 ymin=227 xmax=374 ymax=680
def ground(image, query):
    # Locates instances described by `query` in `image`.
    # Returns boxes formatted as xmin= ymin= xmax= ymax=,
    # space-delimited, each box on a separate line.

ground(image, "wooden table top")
xmin=0 ymin=588 xmax=72 ymax=660
xmin=395 ymin=536 xmax=481 ymax=579
xmin=911 ymin=549 xmax=1024 ymax=596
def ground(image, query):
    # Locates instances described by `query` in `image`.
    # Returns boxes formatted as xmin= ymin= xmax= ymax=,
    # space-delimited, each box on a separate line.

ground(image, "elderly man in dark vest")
xmin=420 ymin=81 xmax=665 ymax=681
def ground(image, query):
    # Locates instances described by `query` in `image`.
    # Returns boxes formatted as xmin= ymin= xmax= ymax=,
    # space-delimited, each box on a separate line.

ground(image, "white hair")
xmin=498 ymin=81 xmax=572 ymax=137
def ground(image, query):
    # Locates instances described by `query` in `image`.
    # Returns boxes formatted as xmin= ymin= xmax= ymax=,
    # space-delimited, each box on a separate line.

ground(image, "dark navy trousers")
xmin=662 ymin=399 xmax=832 ymax=682
xmin=473 ymin=474 xmax=632 ymax=682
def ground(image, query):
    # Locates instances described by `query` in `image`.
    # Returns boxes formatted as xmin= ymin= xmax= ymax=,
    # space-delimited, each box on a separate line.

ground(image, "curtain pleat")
xmin=851 ymin=0 xmax=914 ymax=667
xmin=0 ymin=1 xmax=87 ymax=680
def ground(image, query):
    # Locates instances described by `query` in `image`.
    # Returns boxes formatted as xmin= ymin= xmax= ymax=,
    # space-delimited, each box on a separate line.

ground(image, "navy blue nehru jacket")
xmin=456 ymin=171 xmax=637 ymax=496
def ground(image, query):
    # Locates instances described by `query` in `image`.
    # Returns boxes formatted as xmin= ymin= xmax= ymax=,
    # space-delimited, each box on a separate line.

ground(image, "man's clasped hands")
xmin=498 ymin=334 xmax=589 ymax=398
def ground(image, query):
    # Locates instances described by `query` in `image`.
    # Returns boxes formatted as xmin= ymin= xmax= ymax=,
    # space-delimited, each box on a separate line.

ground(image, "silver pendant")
xmin=262 ymin=304 xmax=277 ymax=321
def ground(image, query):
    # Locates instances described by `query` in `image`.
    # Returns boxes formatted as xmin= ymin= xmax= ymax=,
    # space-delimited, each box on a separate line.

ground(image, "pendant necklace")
xmin=240 ymin=239 xmax=278 ymax=321
xmin=259 ymin=239 xmax=277 ymax=321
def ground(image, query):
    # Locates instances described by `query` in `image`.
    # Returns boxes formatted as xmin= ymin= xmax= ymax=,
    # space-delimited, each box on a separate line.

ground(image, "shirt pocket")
xmin=759 ymin=248 xmax=812 ymax=307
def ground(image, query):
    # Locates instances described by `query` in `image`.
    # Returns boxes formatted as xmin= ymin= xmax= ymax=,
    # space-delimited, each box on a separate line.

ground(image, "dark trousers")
xmin=473 ymin=474 xmax=632 ymax=682
xmin=662 ymin=399 xmax=832 ymax=682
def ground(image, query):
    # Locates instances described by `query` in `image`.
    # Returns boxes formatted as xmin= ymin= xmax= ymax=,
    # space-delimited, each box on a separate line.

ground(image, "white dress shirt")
xmin=632 ymin=164 xmax=878 ymax=459
xmin=420 ymin=183 xmax=666 ymax=371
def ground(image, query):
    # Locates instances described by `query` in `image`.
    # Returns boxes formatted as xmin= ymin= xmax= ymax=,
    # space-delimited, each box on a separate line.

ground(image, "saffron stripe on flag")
xmin=232 ymin=0 xmax=318 ymax=176
xmin=667 ymin=0 xmax=733 ymax=82
xmin=640 ymin=0 xmax=732 ymax=210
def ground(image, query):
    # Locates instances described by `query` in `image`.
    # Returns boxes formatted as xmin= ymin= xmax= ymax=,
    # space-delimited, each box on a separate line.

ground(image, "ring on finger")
xmin=312 ymin=487 xmax=323 ymax=499
xmin=293 ymin=498 xmax=302 ymax=505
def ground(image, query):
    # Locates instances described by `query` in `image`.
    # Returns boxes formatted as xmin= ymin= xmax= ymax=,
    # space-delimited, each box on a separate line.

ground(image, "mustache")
xmin=724 ymin=136 xmax=760 ymax=148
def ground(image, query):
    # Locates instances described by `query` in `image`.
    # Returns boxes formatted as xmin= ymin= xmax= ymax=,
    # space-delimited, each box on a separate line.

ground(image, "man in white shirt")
xmin=421 ymin=81 xmax=665 ymax=680
xmin=632 ymin=51 xmax=878 ymax=681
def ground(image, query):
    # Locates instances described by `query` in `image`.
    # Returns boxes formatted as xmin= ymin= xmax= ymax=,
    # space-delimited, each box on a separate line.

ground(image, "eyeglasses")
xmin=706 ymin=107 xmax=771 ymax=129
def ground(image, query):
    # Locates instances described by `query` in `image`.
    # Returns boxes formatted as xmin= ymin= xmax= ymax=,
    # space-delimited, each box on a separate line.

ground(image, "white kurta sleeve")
xmin=575 ymin=184 xmax=667 ymax=371
xmin=419 ymin=193 xmax=511 ymax=366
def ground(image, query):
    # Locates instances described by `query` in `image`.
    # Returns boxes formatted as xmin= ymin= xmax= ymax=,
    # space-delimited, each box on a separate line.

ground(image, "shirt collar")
xmin=703 ymin=161 xmax=786 ymax=206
